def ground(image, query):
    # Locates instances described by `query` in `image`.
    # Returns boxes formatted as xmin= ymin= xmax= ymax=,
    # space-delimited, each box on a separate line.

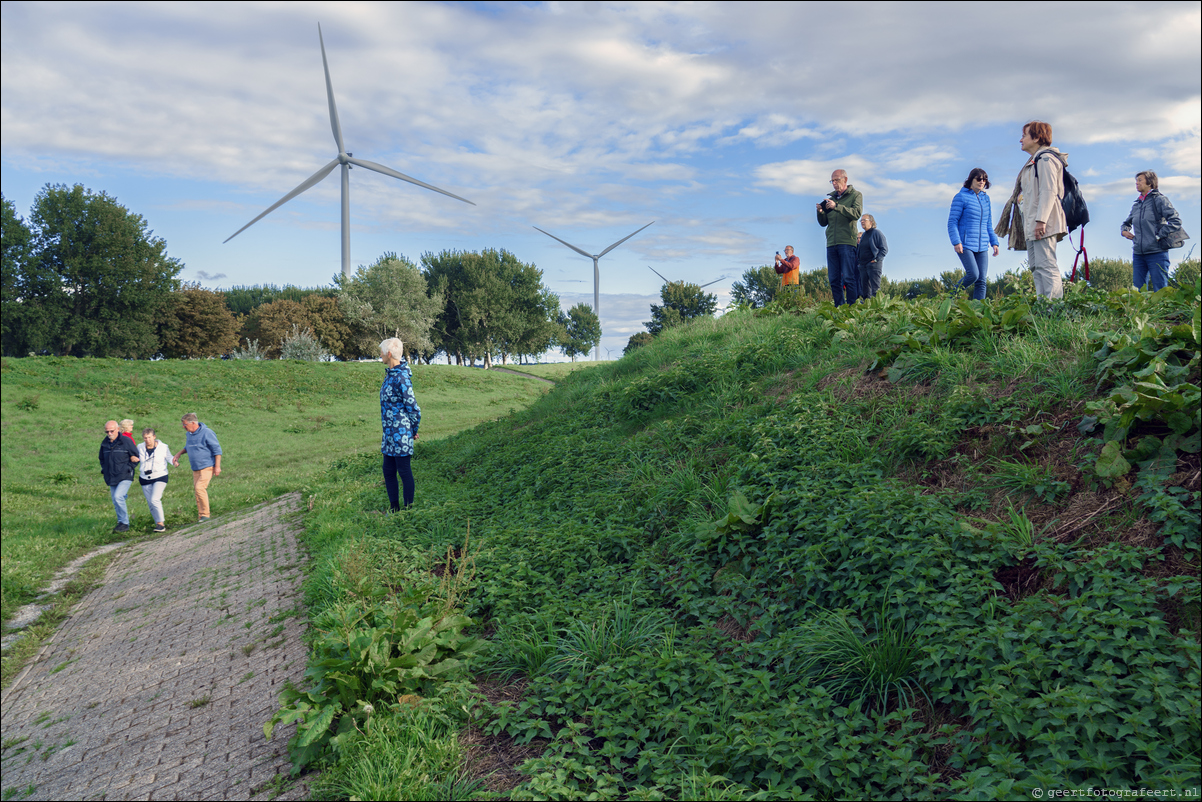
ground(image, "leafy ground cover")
xmin=292 ymin=279 xmax=1199 ymax=799
xmin=0 ymin=357 xmax=549 ymax=681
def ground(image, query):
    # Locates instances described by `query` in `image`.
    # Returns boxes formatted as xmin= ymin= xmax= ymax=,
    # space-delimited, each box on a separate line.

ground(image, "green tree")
xmin=222 ymin=284 xmax=331 ymax=316
xmin=730 ymin=265 xmax=780 ymax=309
xmin=337 ymin=252 xmax=443 ymax=360
xmin=24 ymin=184 xmax=182 ymax=357
xmin=2 ymin=193 xmax=38 ymax=355
xmin=157 ymin=283 xmax=240 ymax=358
xmin=422 ymin=249 xmax=560 ymax=366
xmin=645 ymin=281 xmax=718 ymax=335
xmin=624 ymin=331 xmax=653 ymax=355
xmin=559 ymin=302 xmax=601 ymax=361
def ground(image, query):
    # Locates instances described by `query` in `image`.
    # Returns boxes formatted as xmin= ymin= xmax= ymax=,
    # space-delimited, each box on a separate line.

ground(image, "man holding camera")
xmin=816 ymin=169 xmax=863 ymax=305
xmin=774 ymin=245 xmax=801 ymax=289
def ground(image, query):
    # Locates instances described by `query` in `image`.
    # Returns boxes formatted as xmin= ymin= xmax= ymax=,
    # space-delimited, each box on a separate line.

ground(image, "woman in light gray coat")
xmin=1121 ymin=171 xmax=1187 ymax=291
xmin=1018 ymin=120 xmax=1067 ymax=299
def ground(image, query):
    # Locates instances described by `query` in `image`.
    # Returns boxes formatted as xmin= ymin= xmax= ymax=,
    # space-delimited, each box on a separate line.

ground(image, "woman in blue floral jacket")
xmin=380 ymin=337 xmax=421 ymax=510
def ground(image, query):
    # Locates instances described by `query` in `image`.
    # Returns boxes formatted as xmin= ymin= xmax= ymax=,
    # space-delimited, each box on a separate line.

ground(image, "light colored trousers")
xmin=1028 ymin=237 xmax=1063 ymax=299
xmin=142 ymin=480 xmax=166 ymax=524
xmin=192 ymin=468 xmax=213 ymax=518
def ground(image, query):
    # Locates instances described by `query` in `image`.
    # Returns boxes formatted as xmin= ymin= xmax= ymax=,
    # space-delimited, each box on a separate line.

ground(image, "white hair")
xmin=380 ymin=338 xmax=404 ymax=360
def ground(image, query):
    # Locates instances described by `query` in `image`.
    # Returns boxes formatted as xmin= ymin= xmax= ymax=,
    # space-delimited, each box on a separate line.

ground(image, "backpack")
xmin=1034 ymin=150 xmax=1089 ymax=233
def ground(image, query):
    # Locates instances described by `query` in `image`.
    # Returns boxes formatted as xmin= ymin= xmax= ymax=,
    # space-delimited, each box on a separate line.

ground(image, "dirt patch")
xmin=461 ymin=679 xmax=546 ymax=796
xmin=713 ymin=613 xmax=756 ymax=642
xmin=993 ymin=557 xmax=1043 ymax=601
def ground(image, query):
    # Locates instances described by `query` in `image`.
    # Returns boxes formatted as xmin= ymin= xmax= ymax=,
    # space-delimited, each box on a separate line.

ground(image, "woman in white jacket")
xmin=138 ymin=427 xmax=172 ymax=532
xmin=1018 ymin=120 xmax=1067 ymax=299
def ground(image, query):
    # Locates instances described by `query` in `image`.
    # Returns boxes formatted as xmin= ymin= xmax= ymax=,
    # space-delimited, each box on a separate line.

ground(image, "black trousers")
xmin=383 ymin=454 xmax=414 ymax=510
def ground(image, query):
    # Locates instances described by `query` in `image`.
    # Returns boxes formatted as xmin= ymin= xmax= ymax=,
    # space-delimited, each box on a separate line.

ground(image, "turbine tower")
xmin=533 ymin=222 xmax=654 ymax=360
xmin=225 ymin=24 xmax=475 ymax=276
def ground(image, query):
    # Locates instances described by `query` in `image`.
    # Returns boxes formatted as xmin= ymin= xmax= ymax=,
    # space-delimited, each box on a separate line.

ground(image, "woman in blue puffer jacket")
xmin=947 ymin=167 xmax=1000 ymax=300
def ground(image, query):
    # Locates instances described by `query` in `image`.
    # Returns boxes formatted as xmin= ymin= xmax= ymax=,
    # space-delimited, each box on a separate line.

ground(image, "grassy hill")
xmin=292 ymin=282 xmax=1199 ymax=800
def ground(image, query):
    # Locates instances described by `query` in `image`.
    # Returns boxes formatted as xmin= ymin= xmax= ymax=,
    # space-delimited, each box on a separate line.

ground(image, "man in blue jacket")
xmin=172 ymin=413 xmax=222 ymax=522
xmin=100 ymin=419 xmax=141 ymax=533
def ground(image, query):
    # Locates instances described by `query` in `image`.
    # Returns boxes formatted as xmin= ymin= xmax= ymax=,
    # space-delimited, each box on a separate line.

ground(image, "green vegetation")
xmin=292 ymin=278 xmax=1199 ymax=798
xmin=0 ymin=359 xmax=549 ymax=635
xmin=501 ymin=361 xmax=612 ymax=381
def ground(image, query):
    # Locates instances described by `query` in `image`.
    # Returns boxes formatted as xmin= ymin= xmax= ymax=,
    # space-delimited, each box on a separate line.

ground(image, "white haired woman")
xmin=380 ymin=337 xmax=421 ymax=511
xmin=138 ymin=427 xmax=171 ymax=533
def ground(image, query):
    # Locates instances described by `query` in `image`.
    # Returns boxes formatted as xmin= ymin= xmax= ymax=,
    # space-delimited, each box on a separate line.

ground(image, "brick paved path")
xmin=1 ymin=495 xmax=310 ymax=800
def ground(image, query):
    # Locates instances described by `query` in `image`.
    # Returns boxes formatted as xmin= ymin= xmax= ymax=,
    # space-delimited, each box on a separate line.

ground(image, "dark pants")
xmin=857 ymin=259 xmax=882 ymax=300
xmin=956 ymin=249 xmax=989 ymax=300
xmin=383 ymin=454 xmax=414 ymax=510
xmin=827 ymin=245 xmax=859 ymax=306
xmin=1132 ymin=251 xmax=1169 ymax=291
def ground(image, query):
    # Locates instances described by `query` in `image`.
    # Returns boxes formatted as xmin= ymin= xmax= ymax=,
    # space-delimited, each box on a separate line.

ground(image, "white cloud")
xmin=753 ymin=154 xmax=959 ymax=210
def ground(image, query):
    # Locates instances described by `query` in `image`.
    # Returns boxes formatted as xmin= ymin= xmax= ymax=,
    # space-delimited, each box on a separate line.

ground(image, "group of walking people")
xmin=792 ymin=120 xmax=1188 ymax=306
xmin=99 ymin=413 xmax=222 ymax=532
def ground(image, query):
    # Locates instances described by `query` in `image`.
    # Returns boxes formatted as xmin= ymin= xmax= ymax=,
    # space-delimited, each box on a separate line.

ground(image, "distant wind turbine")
xmin=533 ymin=222 xmax=654 ymax=360
xmin=648 ymin=266 xmax=728 ymax=289
xmin=224 ymin=24 xmax=475 ymax=277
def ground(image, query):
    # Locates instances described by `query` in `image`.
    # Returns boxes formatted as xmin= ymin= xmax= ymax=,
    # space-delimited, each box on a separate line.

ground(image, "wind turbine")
xmin=224 ymin=24 xmax=475 ymax=277
xmin=533 ymin=221 xmax=654 ymax=360
xmin=647 ymin=266 xmax=728 ymax=289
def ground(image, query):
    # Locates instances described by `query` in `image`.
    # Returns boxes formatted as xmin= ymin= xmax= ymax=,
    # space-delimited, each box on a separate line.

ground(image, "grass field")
xmin=0 ymin=358 xmax=549 ymax=633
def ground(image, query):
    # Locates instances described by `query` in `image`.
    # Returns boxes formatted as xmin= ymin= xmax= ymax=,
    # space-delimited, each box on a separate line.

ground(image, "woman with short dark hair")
xmin=948 ymin=167 xmax=1000 ymax=300
xmin=1121 ymin=170 xmax=1188 ymax=291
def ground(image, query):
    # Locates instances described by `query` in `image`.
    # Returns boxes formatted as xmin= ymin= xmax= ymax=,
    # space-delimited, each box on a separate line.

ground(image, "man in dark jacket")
xmin=100 ymin=419 xmax=141 ymax=533
xmin=856 ymin=214 xmax=888 ymax=300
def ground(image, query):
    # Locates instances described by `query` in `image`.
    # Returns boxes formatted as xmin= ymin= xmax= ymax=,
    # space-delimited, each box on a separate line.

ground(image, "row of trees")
xmin=2 ymin=185 xmax=601 ymax=362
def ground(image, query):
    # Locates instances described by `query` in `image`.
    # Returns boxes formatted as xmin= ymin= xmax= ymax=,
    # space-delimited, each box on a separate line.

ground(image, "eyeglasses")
xmin=974 ymin=177 xmax=988 ymax=183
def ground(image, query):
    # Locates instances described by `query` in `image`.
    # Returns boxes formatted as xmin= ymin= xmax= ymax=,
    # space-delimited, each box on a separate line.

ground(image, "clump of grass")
xmin=188 ymin=695 xmax=211 ymax=708
xmin=483 ymin=614 xmax=559 ymax=681
xmin=796 ymin=604 xmax=927 ymax=712
xmin=547 ymin=593 xmax=672 ymax=676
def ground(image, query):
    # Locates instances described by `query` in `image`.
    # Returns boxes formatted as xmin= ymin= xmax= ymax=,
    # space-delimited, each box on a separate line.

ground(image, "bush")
xmin=279 ymin=325 xmax=331 ymax=362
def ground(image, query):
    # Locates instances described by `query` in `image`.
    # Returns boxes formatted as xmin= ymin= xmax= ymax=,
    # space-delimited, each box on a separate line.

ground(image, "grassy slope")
xmin=0 ymin=358 xmax=549 ymax=627
xmin=299 ymin=287 xmax=1200 ymax=799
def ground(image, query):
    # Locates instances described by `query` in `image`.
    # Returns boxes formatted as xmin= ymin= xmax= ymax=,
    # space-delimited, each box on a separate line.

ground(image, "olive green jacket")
xmin=817 ymin=185 xmax=863 ymax=247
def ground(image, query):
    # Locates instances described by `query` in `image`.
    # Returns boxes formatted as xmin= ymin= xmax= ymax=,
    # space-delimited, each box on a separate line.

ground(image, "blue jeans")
xmin=110 ymin=479 xmax=132 ymax=525
xmin=956 ymin=249 xmax=989 ymax=300
xmin=826 ymin=245 xmax=859 ymax=306
xmin=1132 ymin=251 xmax=1169 ymax=291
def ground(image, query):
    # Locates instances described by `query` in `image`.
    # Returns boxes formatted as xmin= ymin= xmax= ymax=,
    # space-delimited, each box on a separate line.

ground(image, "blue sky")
xmin=2 ymin=1 xmax=1199 ymax=360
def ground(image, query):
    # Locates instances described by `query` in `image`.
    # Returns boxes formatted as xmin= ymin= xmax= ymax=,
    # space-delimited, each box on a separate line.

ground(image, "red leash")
xmin=1069 ymin=227 xmax=1090 ymax=283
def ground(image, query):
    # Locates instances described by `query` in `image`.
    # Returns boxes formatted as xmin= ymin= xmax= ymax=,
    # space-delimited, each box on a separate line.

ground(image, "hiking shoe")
xmin=153 ymin=523 xmax=166 ymax=533
xmin=113 ymin=523 xmax=130 ymax=533
xmin=199 ymin=515 xmax=210 ymax=522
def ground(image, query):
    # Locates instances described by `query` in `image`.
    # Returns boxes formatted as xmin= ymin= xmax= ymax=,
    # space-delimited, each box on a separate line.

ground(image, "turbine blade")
xmin=346 ymin=157 xmax=476 ymax=205
xmin=318 ymin=24 xmax=346 ymax=154
xmin=598 ymin=221 xmax=654 ymax=257
xmin=698 ymin=275 xmax=729 ymax=288
xmin=648 ymin=266 xmax=670 ymax=283
xmin=532 ymin=226 xmax=594 ymax=259
xmin=223 ymin=158 xmax=340 ymax=243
